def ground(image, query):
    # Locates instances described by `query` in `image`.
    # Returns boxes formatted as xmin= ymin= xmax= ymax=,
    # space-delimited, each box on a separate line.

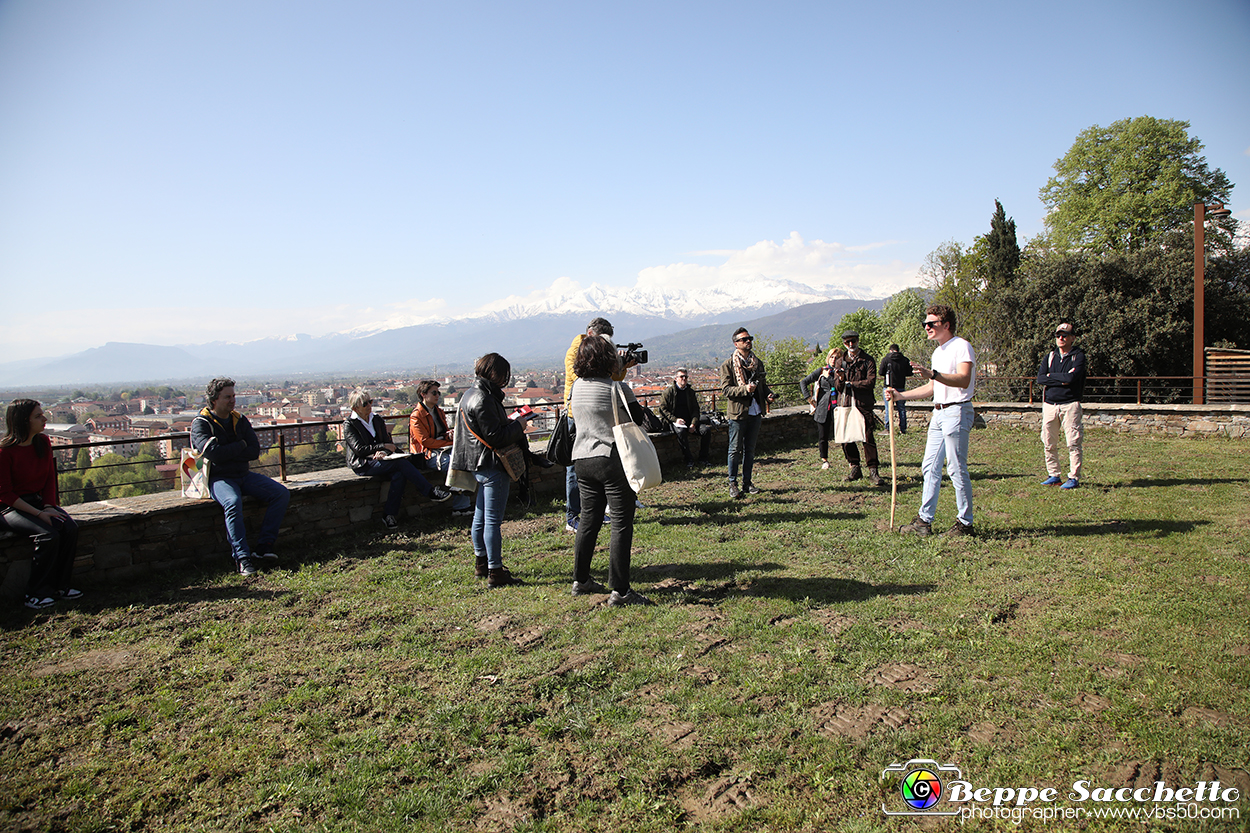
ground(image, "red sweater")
xmin=0 ymin=436 xmax=58 ymax=508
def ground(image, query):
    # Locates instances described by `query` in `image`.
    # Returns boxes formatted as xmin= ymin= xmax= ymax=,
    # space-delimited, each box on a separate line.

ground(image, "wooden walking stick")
xmin=887 ymin=395 xmax=898 ymax=529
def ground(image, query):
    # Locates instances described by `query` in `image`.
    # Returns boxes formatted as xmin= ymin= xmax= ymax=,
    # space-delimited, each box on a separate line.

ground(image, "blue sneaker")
xmin=1061 ymin=478 xmax=1079 ymax=490
xmin=1041 ymin=475 xmax=1062 ymax=486
xmin=565 ymin=518 xmax=578 ymax=533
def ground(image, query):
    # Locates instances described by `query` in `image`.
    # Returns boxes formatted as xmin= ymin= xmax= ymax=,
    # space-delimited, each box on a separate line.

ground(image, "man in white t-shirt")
xmin=885 ymin=304 xmax=977 ymax=536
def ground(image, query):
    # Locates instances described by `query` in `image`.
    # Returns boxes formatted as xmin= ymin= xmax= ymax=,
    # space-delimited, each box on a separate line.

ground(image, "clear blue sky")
xmin=2 ymin=0 xmax=1247 ymax=361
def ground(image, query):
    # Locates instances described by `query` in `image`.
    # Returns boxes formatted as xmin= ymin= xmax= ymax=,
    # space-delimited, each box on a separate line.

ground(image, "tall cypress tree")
xmin=985 ymin=199 xmax=1020 ymax=290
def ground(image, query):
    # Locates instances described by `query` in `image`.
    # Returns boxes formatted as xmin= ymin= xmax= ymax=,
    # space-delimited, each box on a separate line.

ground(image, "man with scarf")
xmin=719 ymin=328 xmax=774 ymax=499
xmin=834 ymin=331 xmax=883 ymax=486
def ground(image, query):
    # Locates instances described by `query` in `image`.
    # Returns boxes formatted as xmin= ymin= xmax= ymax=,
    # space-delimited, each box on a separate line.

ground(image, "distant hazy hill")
xmin=0 ymin=296 xmax=892 ymax=388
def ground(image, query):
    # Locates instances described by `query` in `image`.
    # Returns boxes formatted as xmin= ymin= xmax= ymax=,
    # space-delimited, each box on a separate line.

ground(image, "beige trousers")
xmin=1041 ymin=401 xmax=1083 ymax=480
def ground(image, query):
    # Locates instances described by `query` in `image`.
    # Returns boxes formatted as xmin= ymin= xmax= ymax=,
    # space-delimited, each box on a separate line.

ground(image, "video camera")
xmin=616 ymin=342 xmax=648 ymax=365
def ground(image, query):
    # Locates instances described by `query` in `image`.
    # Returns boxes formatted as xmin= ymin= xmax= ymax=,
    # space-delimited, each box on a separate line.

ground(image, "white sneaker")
xmin=608 ymin=589 xmax=655 ymax=607
xmin=820 ymin=461 xmax=829 ymax=470
xmin=572 ymin=578 xmax=608 ymax=595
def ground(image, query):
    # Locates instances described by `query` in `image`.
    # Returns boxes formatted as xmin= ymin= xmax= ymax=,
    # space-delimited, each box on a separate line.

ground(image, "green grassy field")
xmin=2 ymin=426 xmax=1248 ymax=832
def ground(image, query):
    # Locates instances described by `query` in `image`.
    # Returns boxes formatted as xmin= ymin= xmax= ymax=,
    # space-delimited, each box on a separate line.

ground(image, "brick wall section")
xmin=3 ymin=401 xmax=1246 ymax=598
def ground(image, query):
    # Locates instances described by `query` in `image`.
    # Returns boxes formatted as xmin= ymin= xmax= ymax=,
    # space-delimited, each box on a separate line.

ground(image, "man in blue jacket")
xmin=190 ymin=377 xmax=290 ymax=576
xmin=1036 ymin=323 xmax=1086 ymax=490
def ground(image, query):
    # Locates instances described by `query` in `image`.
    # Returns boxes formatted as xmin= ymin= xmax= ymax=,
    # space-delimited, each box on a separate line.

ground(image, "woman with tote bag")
xmin=568 ymin=334 xmax=655 ymax=607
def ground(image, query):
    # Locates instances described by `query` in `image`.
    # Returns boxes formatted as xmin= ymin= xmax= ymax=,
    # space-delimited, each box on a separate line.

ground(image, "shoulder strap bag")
xmin=461 ymin=415 xmax=527 ymax=482
xmin=611 ymin=382 xmax=662 ymax=492
xmin=833 ymin=397 xmax=867 ymax=445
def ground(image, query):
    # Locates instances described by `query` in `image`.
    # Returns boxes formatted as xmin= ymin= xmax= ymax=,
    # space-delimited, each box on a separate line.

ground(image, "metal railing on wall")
xmin=47 ymin=375 xmax=1249 ymax=504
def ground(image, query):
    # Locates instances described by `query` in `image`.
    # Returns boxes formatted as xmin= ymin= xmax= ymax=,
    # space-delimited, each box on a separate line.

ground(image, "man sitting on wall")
xmin=190 ymin=377 xmax=290 ymax=577
xmin=658 ymin=368 xmax=711 ymax=468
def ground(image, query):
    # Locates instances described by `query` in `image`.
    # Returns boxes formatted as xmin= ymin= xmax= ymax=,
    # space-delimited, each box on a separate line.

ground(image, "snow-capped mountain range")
xmin=0 ymin=280 xmax=890 ymax=387
xmin=345 ymin=278 xmax=875 ymax=337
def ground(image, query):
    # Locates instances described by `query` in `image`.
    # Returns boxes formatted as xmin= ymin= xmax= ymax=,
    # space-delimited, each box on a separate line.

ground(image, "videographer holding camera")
xmin=720 ymin=327 xmax=774 ymax=499
xmin=561 ymin=318 xmax=639 ymax=532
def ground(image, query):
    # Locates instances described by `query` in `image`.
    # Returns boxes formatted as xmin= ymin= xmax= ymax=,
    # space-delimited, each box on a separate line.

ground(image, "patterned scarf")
xmin=733 ymin=350 xmax=761 ymax=389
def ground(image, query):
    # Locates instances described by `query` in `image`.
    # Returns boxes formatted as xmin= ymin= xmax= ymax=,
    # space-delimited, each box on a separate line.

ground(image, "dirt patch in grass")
xmin=476 ymin=613 xmax=512 ymax=632
xmin=679 ymin=774 xmax=763 ymax=823
xmin=476 ymin=794 xmax=532 ymax=830
xmin=1075 ymin=692 xmax=1113 ymax=713
xmin=967 ymin=721 xmax=1013 ymax=745
xmin=655 ymin=720 xmax=698 ymax=750
xmin=1182 ymin=706 xmax=1242 ymax=728
xmin=812 ymin=703 xmax=911 ymax=738
xmin=30 ymin=647 xmax=146 ymax=677
xmin=868 ymin=662 xmax=936 ymax=693
xmin=508 ymin=626 xmax=546 ymax=650
xmin=811 ymin=609 xmax=855 ymax=635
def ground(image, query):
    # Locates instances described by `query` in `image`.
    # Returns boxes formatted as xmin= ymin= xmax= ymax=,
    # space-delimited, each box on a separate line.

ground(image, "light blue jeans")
xmin=918 ymin=402 xmax=974 ymax=527
xmin=209 ymin=472 xmax=290 ymax=563
xmin=472 ymin=467 xmax=510 ymax=569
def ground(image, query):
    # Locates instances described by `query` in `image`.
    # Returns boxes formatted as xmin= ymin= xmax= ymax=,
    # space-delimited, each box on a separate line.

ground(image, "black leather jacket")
xmin=449 ymin=377 xmax=527 ymax=472
xmin=799 ymin=366 xmax=839 ymax=424
xmin=343 ymin=413 xmax=396 ymax=473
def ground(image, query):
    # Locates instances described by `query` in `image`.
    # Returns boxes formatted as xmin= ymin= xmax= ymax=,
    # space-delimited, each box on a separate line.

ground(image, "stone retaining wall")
xmin=3 ymin=401 xmax=1245 ymax=598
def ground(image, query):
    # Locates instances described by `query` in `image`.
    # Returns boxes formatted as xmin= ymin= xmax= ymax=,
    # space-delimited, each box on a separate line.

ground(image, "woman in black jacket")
xmin=799 ymin=347 xmax=843 ymax=470
xmin=344 ymin=389 xmax=450 ymax=529
xmin=449 ymin=353 xmax=530 ymax=587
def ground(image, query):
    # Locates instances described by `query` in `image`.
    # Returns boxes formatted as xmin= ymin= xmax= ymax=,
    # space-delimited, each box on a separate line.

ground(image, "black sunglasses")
xmin=735 ymin=336 xmax=754 ymax=343
xmin=1054 ymin=331 xmax=1073 ymax=338
xmin=922 ymin=319 xmax=941 ymax=329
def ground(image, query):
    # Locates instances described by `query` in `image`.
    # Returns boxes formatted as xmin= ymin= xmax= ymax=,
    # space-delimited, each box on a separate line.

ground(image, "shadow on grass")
xmin=639 ymin=560 xmax=786 ymax=581
xmin=654 ymin=508 xmax=866 ymax=525
xmin=636 ymin=560 xmax=934 ymax=602
xmin=984 ymin=519 xmax=1212 ymax=539
xmin=0 ymin=581 xmax=292 ymax=630
xmin=1119 ymin=478 xmax=1248 ymax=488
xmin=743 ymin=577 xmax=935 ymax=603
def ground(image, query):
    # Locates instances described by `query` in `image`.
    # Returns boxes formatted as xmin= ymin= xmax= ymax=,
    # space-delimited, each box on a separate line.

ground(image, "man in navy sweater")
xmin=190 ymin=378 xmax=290 ymax=576
xmin=1036 ymin=322 xmax=1086 ymax=490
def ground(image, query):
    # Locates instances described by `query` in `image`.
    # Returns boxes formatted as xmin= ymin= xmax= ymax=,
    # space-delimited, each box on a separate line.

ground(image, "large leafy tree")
xmin=830 ymin=309 xmax=886 ymax=361
xmin=990 ymin=230 xmax=1249 ymax=401
xmin=1040 ymin=116 xmax=1233 ymax=252
xmin=878 ymin=289 xmax=929 ymax=360
xmin=754 ymin=334 xmax=813 ymax=406
xmin=921 ymin=239 xmax=992 ymax=359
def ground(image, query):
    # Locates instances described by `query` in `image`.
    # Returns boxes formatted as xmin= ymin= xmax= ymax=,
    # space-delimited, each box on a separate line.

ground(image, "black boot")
xmin=868 ymin=467 xmax=882 ymax=486
xmin=846 ymin=465 xmax=862 ymax=482
xmin=488 ymin=566 xmax=524 ymax=588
